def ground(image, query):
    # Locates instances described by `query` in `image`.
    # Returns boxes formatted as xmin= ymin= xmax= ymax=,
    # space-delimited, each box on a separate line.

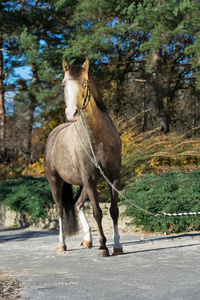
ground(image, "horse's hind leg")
xmin=85 ymin=182 xmax=109 ymax=257
xmin=109 ymin=178 xmax=123 ymax=255
xmin=75 ymin=187 xmax=92 ymax=249
xmin=58 ymin=215 xmax=67 ymax=252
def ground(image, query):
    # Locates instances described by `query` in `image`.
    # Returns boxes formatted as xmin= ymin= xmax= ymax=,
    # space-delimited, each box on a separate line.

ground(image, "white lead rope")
xmin=73 ymin=114 xmax=200 ymax=217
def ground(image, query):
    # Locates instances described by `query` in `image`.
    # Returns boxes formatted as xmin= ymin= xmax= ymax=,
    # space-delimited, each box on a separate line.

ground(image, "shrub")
xmin=21 ymin=156 xmax=45 ymax=177
xmin=122 ymin=171 xmax=200 ymax=234
xmin=0 ymin=176 xmax=54 ymax=221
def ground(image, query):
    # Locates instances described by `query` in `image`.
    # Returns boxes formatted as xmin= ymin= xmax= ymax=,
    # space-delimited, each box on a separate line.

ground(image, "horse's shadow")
xmin=120 ymin=243 xmax=199 ymax=256
xmin=71 ymin=232 xmax=200 ymax=256
xmin=115 ymin=232 xmax=200 ymax=256
xmin=120 ymin=232 xmax=200 ymax=246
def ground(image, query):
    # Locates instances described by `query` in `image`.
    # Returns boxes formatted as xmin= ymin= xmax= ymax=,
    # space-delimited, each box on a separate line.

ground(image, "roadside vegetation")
xmin=0 ymin=176 xmax=53 ymax=221
xmin=122 ymin=171 xmax=200 ymax=234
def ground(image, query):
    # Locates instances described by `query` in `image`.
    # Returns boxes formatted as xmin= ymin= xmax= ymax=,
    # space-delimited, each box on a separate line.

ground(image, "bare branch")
xmin=0 ymin=49 xmax=11 ymax=54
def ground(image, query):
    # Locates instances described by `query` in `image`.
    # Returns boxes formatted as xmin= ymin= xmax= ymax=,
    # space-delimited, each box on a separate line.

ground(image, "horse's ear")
xmin=82 ymin=58 xmax=89 ymax=73
xmin=62 ymin=60 xmax=70 ymax=72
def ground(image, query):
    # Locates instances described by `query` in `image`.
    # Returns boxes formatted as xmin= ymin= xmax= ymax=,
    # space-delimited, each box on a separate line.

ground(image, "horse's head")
xmin=62 ymin=59 xmax=90 ymax=122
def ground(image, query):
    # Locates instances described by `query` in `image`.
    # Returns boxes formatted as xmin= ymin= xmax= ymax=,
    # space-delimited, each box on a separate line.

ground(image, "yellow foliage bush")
xmin=22 ymin=156 xmax=45 ymax=178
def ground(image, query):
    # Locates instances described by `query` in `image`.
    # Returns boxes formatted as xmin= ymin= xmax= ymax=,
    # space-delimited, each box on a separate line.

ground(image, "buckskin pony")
xmin=44 ymin=59 xmax=123 ymax=257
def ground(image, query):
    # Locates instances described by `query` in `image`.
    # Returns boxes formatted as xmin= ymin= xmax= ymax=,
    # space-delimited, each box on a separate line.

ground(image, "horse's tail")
xmin=62 ymin=182 xmax=79 ymax=236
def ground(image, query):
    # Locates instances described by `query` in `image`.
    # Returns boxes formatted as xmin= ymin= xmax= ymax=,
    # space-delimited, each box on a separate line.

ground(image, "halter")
xmin=63 ymin=78 xmax=90 ymax=112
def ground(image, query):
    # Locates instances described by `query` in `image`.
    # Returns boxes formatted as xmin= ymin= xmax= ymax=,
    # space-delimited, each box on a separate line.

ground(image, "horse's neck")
xmin=83 ymin=97 xmax=107 ymax=132
xmin=74 ymin=97 xmax=120 ymax=153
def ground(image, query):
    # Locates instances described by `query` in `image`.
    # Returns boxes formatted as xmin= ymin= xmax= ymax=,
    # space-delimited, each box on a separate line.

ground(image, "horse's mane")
xmin=68 ymin=65 xmax=107 ymax=112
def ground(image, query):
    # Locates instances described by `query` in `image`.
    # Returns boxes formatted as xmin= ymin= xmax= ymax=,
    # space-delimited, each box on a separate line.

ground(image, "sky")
xmin=14 ymin=66 xmax=32 ymax=80
xmin=5 ymin=65 xmax=32 ymax=115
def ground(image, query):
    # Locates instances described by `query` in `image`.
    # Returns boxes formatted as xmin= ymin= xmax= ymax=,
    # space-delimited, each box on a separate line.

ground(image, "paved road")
xmin=0 ymin=226 xmax=200 ymax=300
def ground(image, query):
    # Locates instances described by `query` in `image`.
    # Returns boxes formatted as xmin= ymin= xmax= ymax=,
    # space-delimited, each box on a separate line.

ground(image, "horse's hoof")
xmin=57 ymin=245 xmax=67 ymax=252
xmin=98 ymin=249 xmax=110 ymax=257
xmin=112 ymin=247 xmax=123 ymax=256
xmin=81 ymin=240 xmax=93 ymax=249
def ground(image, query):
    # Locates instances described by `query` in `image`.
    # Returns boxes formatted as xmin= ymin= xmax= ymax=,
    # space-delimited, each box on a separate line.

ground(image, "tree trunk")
xmin=0 ymin=40 xmax=6 ymax=161
xmin=142 ymin=81 xmax=147 ymax=132
xmin=22 ymin=65 xmax=38 ymax=162
xmin=22 ymin=96 xmax=36 ymax=162
xmin=156 ymin=93 xmax=170 ymax=133
xmin=157 ymin=109 xmax=170 ymax=133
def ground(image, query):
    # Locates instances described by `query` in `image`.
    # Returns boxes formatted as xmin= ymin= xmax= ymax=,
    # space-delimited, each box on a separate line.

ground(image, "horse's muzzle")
xmin=65 ymin=107 xmax=80 ymax=122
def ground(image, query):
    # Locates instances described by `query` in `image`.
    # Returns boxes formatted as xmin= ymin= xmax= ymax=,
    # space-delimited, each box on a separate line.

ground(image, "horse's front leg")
xmin=109 ymin=178 xmax=123 ymax=255
xmin=49 ymin=177 xmax=67 ymax=252
xmin=75 ymin=187 xmax=93 ymax=249
xmin=85 ymin=182 xmax=109 ymax=257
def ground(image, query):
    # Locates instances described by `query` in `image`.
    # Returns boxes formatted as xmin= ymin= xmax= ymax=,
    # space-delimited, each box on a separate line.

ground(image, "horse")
xmin=44 ymin=59 xmax=123 ymax=257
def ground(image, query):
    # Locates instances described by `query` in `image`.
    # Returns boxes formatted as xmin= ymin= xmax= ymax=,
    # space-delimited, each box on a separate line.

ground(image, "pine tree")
xmin=5 ymin=0 xmax=76 ymax=161
xmin=135 ymin=0 xmax=200 ymax=132
xmin=0 ymin=1 xmax=24 ymax=161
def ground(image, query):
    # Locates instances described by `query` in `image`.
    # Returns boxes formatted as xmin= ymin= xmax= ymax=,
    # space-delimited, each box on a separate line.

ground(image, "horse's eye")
xmin=83 ymin=83 xmax=87 ymax=88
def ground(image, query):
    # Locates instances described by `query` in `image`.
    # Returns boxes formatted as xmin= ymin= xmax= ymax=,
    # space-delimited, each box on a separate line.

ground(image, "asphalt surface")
xmin=0 ymin=226 xmax=200 ymax=300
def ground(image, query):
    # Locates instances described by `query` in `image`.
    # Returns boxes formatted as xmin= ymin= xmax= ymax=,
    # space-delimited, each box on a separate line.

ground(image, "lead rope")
xmin=73 ymin=114 xmax=200 ymax=217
